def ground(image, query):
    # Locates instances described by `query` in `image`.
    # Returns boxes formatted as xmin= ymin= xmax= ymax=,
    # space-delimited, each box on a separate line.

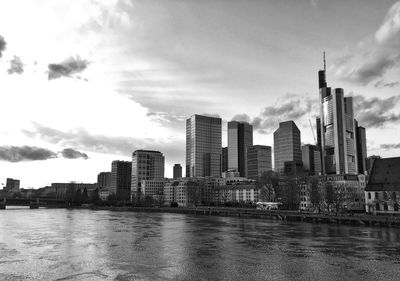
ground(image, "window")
xmin=368 ymin=192 xmax=371 ymax=199
xmin=393 ymin=192 xmax=397 ymax=200
xmin=376 ymin=203 xmax=380 ymax=211
xmin=384 ymin=203 xmax=388 ymax=211
xmin=394 ymin=203 xmax=399 ymax=212
xmin=375 ymin=192 xmax=379 ymax=200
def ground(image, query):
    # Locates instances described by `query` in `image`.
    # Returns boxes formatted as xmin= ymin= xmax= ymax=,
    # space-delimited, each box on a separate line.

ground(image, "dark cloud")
xmin=374 ymin=79 xmax=400 ymax=88
xmin=0 ymin=146 xmax=90 ymax=162
xmin=7 ymin=56 xmax=24 ymax=75
xmin=0 ymin=146 xmax=57 ymax=162
xmin=0 ymin=35 xmax=6 ymax=58
xmin=60 ymin=148 xmax=89 ymax=160
xmin=23 ymin=123 xmax=185 ymax=165
xmin=380 ymin=143 xmax=400 ymax=150
xmin=353 ymin=94 xmax=400 ymax=128
xmin=48 ymin=56 xmax=89 ymax=80
xmin=233 ymin=94 xmax=316 ymax=134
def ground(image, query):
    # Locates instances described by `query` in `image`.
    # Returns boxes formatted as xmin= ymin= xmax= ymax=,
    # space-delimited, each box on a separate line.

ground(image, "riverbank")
xmin=88 ymin=206 xmax=400 ymax=228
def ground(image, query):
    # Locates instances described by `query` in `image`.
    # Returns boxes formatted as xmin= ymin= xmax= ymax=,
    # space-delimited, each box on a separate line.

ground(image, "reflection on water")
xmin=0 ymin=208 xmax=400 ymax=280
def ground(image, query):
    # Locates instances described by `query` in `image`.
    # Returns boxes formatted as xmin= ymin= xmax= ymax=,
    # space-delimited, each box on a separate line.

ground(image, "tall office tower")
xmin=273 ymin=121 xmax=302 ymax=174
xmin=222 ymin=147 xmax=228 ymax=173
xmin=228 ymin=121 xmax=253 ymax=177
xmin=131 ymin=150 xmax=165 ymax=199
xmin=97 ymin=172 xmax=111 ymax=189
xmin=247 ymin=145 xmax=272 ymax=182
xmin=110 ymin=161 xmax=132 ymax=200
xmin=318 ymin=53 xmax=358 ymax=175
xmin=302 ymin=144 xmax=322 ymax=175
xmin=355 ymin=120 xmax=367 ymax=174
xmin=186 ymin=114 xmax=222 ymax=177
xmin=173 ymin=164 xmax=182 ymax=179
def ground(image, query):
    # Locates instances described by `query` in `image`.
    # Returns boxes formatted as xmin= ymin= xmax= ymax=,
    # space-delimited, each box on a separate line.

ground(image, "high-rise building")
xmin=355 ymin=120 xmax=367 ymax=175
xmin=131 ymin=150 xmax=164 ymax=200
xmin=302 ymin=144 xmax=322 ymax=176
xmin=247 ymin=145 xmax=272 ymax=181
xmin=228 ymin=121 xmax=253 ymax=177
xmin=97 ymin=172 xmax=111 ymax=189
xmin=318 ymin=53 xmax=358 ymax=175
xmin=5 ymin=178 xmax=20 ymax=192
xmin=173 ymin=164 xmax=182 ymax=179
xmin=186 ymin=114 xmax=222 ymax=177
xmin=222 ymin=147 xmax=228 ymax=173
xmin=273 ymin=121 xmax=302 ymax=174
xmin=110 ymin=161 xmax=132 ymax=200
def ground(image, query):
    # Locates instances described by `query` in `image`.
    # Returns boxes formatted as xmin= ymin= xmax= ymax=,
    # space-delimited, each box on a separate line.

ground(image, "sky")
xmin=1 ymin=0 xmax=400 ymax=188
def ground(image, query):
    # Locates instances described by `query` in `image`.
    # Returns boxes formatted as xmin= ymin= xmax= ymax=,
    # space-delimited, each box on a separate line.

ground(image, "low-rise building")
xmin=142 ymin=179 xmax=165 ymax=201
xmin=365 ymin=157 xmax=400 ymax=214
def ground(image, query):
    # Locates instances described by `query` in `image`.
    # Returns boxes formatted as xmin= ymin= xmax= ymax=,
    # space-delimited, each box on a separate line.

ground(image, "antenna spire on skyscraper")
xmin=323 ymin=51 xmax=326 ymax=72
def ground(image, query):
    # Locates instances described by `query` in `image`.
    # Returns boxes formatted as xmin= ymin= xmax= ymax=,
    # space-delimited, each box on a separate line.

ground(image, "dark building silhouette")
xmin=110 ymin=160 xmax=132 ymax=200
xmin=273 ymin=121 xmax=302 ymax=174
xmin=228 ymin=121 xmax=253 ymax=177
xmin=5 ymin=178 xmax=20 ymax=192
xmin=222 ymin=147 xmax=228 ymax=173
xmin=173 ymin=164 xmax=182 ymax=179
xmin=247 ymin=145 xmax=272 ymax=182
xmin=355 ymin=120 xmax=367 ymax=174
xmin=97 ymin=172 xmax=111 ymax=189
xmin=302 ymin=144 xmax=322 ymax=175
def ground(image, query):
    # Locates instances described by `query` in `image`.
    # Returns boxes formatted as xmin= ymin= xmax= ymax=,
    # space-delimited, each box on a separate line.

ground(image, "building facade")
xmin=273 ymin=121 xmax=302 ymax=174
xmin=186 ymin=114 xmax=222 ymax=178
xmin=365 ymin=157 xmax=400 ymax=214
xmin=5 ymin=178 xmax=20 ymax=192
xmin=173 ymin=164 xmax=182 ymax=179
xmin=227 ymin=121 xmax=253 ymax=177
xmin=97 ymin=172 xmax=111 ymax=189
xmin=302 ymin=144 xmax=322 ymax=176
xmin=131 ymin=150 xmax=164 ymax=200
xmin=355 ymin=121 xmax=367 ymax=175
xmin=247 ymin=145 xmax=272 ymax=182
xmin=222 ymin=147 xmax=228 ymax=173
xmin=318 ymin=58 xmax=358 ymax=175
xmin=110 ymin=161 xmax=132 ymax=200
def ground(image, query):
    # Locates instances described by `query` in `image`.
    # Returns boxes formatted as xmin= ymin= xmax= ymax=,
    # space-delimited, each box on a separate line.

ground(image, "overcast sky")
xmin=1 ymin=0 xmax=400 ymax=188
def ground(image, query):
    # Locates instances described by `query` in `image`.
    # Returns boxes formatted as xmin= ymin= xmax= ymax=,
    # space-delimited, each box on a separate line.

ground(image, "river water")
xmin=0 ymin=207 xmax=399 ymax=281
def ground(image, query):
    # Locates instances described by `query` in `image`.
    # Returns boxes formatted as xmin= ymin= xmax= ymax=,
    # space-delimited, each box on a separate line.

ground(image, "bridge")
xmin=0 ymin=197 xmax=67 ymax=209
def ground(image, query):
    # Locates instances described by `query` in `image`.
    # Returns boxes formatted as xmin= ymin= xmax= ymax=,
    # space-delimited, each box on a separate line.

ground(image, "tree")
xmin=324 ymin=181 xmax=334 ymax=212
xmin=259 ymin=184 xmax=275 ymax=202
xmin=82 ymin=187 xmax=89 ymax=203
xmin=90 ymin=188 xmax=100 ymax=204
xmin=309 ymin=178 xmax=321 ymax=211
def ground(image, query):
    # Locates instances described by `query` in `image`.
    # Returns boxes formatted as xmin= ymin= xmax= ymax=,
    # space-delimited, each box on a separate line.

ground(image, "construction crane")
xmin=309 ymin=119 xmax=317 ymax=145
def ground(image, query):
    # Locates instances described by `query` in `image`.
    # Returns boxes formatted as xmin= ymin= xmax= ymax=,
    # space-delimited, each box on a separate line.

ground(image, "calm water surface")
xmin=0 ymin=207 xmax=400 ymax=281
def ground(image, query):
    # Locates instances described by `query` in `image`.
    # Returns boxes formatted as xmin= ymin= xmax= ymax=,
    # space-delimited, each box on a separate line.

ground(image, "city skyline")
xmin=1 ymin=0 xmax=400 ymax=188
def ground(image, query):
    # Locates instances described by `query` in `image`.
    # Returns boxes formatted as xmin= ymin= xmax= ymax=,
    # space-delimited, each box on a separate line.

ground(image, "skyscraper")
xmin=222 ymin=147 xmax=228 ymax=173
xmin=228 ymin=121 xmax=253 ymax=177
xmin=318 ymin=53 xmax=358 ymax=175
xmin=131 ymin=150 xmax=165 ymax=200
xmin=273 ymin=121 xmax=302 ymax=174
xmin=302 ymin=144 xmax=322 ymax=176
xmin=355 ymin=120 xmax=367 ymax=174
xmin=186 ymin=114 xmax=222 ymax=177
xmin=247 ymin=145 xmax=272 ymax=181
xmin=110 ymin=161 xmax=132 ymax=200
xmin=173 ymin=164 xmax=182 ymax=179
xmin=97 ymin=172 xmax=111 ymax=189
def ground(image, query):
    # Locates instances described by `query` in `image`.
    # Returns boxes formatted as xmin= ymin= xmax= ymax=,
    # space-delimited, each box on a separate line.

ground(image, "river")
xmin=0 ymin=207 xmax=399 ymax=280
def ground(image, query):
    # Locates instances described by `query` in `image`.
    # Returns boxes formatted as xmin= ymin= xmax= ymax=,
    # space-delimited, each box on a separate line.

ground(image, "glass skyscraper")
xmin=227 ymin=121 xmax=253 ymax=177
xmin=186 ymin=114 xmax=222 ymax=177
xmin=273 ymin=121 xmax=302 ymax=174
xmin=247 ymin=145 xmax=272 ymax=182
xmin=318 ymin=57 xmax=358 ymax=175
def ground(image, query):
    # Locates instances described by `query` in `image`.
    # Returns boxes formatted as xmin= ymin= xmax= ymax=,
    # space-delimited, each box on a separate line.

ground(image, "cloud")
xmin=0 ymin=146 xmax=90 ymax=162
xmin=353 ymin=94 xmax=400 ymax=127
xmin=7 ymin=56 xmax=24 ymax=75
xmin=60 ymin=148 xmax=89 ymax=160
xmin=333 ymin=1 xmax=400 ymax=84
xmin=374 ymin=79 xmax=400 ymax=88
xmin=0 ymin=35 xmax=6 ymax=58
xmin=48 ymin=56 xmax=89 ymax=80
xmin=0 ymin=146 xmax=57 ymax=162
xmin=23 ymin=123 xmax=185 ymax=164
xmin=380 ymin=143 xmax=400 ymax=150
xmin=233 ymin=94 xmax=316 ymax=134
